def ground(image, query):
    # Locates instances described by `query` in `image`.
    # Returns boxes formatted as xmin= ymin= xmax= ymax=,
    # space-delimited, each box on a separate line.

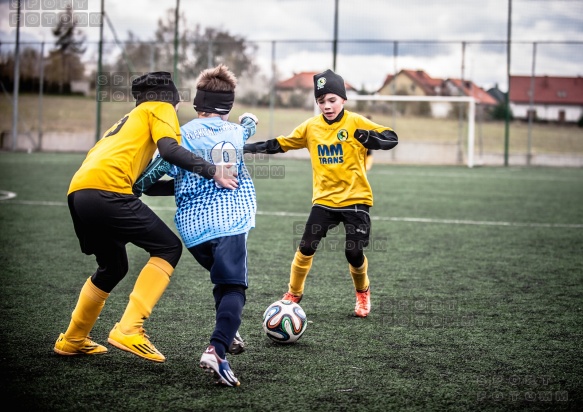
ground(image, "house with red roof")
xmin=377 ymin=69 xmax=444 ymax=97
xmin=377 ymin=69 xmax=497 ymax=118
xmin=276 ymin=71 xmax=357 ymax=109
xmin=443 ymin=78 xmax=498 ymax=106
xmin=509 ymin=75 xmax=583 ymax=123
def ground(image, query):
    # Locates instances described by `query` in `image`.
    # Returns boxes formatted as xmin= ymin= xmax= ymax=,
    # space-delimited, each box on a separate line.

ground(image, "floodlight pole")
xmin=11 ymin=0 xmax=21 ymax=152
xmin=504 ymin=0 xmax=512 ymax=166
xmin=527 ymin=42 xmax=536 ymax=166
xmin=270 ymin=41 xmax=276 ymax=139
xmin=332 ymin=0 xmax=338 ymax=71
xmin=173 ymin=0 xmax=180 ymax=85
xmin=38 ymin=42 xmax=44 ymax=147
xmin=95 ymin=0 xmax=104 ymax=143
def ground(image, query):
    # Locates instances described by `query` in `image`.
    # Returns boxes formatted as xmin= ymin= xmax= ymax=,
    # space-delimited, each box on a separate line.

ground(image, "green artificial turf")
xmin=0 ymin=152 xmax=581 ymax=411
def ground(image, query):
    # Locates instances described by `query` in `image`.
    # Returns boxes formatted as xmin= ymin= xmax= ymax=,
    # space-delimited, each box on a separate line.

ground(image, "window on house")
xmin=557 ymin=90 xmax=567 ymax=98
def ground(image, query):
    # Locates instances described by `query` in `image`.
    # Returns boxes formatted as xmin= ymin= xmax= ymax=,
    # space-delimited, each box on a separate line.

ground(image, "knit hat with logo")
xmin=313 ymin=69 xmax=347 ymax=100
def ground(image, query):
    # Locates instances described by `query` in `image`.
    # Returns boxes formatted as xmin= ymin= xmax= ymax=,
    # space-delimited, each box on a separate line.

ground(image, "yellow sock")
xmin=118 ymin=257 xmax=173 ymax=334
xmin=288 ymin=249 xmax=314 ymax=296
xmin=64 ymin=277 xmax=109 ymax=343
xmin=349 ymin=255 xmax=369 ymax=292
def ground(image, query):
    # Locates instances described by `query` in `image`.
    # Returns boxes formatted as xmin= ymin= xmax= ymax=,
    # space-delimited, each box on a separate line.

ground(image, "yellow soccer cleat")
xmin=354 ymin=287 xmax=371 ymax=317
xmin=107 ymin=323 xmax=165 ymax=362
xmin=54 ymin=333 xmax=108 ymax=356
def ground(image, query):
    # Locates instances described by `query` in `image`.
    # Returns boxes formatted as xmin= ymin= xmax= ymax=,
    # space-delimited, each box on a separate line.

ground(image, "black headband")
xmin=193 ymin=89 xmax=235 ymax=114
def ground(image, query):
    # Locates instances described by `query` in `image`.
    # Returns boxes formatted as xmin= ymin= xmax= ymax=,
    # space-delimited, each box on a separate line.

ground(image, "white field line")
xmin=0 ymin=191 xmax=17 ymax=201
xmin=2 ymin=197 xmax=582 ymax=229
xmin=278 ymin=166 xmax=583 ymax=183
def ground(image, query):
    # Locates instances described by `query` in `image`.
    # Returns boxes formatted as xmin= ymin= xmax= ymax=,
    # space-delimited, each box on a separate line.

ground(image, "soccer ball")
xmin=262 ymin=300 xmax=307 ymax=344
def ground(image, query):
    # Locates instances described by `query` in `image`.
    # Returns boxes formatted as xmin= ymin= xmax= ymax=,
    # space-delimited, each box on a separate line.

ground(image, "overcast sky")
xmin=1 ymin=0 xmax=582 ymax=91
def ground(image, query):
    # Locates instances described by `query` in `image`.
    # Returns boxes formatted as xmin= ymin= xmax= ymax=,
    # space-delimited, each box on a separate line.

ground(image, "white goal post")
xmin=316 ymin=95 xmax=476 ymax=168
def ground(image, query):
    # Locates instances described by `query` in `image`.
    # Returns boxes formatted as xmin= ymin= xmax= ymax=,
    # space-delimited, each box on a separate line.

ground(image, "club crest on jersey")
xmin=317 ymin=143 xmax=344 ymax=165
xmin=337 ymin=129 xmax=349 ymax=141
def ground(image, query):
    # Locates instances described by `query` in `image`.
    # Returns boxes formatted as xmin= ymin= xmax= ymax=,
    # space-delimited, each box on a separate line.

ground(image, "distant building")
xmin=487 ymin=84 xmax=506 ymax=104
xmin=377 ymin=69 xmax=496 ymax=118
xmin=71 ymin=80 xmax=90 ymax=96
xmin=377 ymin=69 xmax=443 ymax=97
xmin=276 ymin=71 xmax=357 ymax=109
xmin=443 ymin=78 xmax=498 ymax=118
xmin=509 ymin=75 xmax=583 ymax=123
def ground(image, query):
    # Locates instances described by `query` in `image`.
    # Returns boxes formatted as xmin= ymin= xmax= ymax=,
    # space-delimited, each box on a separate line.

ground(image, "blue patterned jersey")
xmin=168 ymin=117 xmax=256 ymax=248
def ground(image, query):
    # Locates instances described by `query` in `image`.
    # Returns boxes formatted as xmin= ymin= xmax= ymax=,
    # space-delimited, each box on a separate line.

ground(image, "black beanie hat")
xmin=314 ymin=69 xmax=347 ymax=100
xmin=131 ymin=71 xmax=180 ymax=107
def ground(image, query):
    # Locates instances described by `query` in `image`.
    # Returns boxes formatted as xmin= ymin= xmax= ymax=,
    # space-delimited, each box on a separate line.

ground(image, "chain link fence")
xmin=1 ymin=0 xmax=582 ymax=165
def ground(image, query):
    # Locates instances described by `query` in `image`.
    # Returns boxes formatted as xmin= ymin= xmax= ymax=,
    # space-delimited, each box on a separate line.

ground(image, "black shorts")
xmin=68 ymin=189 xmax=182 ymax=291
xmin=298 ymin=204 xmax=371 ymax=255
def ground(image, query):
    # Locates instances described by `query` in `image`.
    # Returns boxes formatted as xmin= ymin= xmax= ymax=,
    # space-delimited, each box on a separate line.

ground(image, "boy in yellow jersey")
xmin=54 ymin=72 xmax=238 ymax=362
xmin=244 ymin=69 xmax=398 ymax=317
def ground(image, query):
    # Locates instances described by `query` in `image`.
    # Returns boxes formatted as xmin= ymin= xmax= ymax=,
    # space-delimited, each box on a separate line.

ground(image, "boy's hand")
xmin=213 ymin=164 xmax=239 ymax=190
xmin=239 ymin=113 xmax=258 ymax=124
xmin=240 ymin=113 xmax=259 ymax=137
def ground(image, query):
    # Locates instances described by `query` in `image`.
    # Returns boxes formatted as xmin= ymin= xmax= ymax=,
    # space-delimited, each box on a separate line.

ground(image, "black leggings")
xmin=298 ymin=204 xmax=371 ymax=268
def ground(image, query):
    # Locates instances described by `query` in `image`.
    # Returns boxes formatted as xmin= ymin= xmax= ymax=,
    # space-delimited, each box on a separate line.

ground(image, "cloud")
xmin=0 ymin=0 xmax=581 ymax=91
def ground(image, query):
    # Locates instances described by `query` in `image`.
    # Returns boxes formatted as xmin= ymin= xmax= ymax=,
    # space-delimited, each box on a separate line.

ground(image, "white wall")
xmin=511 ymin=103 xmax=583 ymax=122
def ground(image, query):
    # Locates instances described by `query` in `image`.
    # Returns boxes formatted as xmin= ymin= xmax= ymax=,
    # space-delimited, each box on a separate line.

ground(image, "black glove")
xmin=243 ymin=143 xmax=257 ymax=153
xmin=354 ymin=129 xmax=370 ymax=145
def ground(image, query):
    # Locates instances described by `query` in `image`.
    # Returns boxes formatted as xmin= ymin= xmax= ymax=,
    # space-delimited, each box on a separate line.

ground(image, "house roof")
xmin=378 ymin=74 xmax=395 ymax=91
xmin=277 ymin=71 xmax=356 ymax=92
xmin=377 ymin=69 xmax=442 ymax=95
xmin=487 ymin=86 xmax=506 ymax=103
xmin=510 ymin=75 xmax=583 ymax=105
xmin=379 ymin=69 xmax=497 ymax=104
xmin=403 ymin=69 xmax=443 ymax=95
xmin=447 ymin=78 xmax=499 ymax=105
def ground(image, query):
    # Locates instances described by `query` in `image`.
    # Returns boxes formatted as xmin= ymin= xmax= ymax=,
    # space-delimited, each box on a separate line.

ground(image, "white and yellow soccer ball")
xmin=262 ymin=300 xmax=307 ymax=344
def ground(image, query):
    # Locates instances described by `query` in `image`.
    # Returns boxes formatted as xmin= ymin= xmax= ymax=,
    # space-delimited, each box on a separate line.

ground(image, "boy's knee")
xmin=345 ymin=248 xmax=364 ymax=268
xmin=161 ymin=239 xmax=182 ymax=268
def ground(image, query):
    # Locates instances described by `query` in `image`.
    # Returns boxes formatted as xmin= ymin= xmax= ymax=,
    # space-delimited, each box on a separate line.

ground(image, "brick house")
xmin=509 ymin=75 xmax=583 ymax=123
xmin=377 ymin=69 xmax=497 ymax=118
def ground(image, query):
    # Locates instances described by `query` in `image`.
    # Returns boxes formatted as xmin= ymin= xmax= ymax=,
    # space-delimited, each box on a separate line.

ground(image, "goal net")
xmin=319 ymin=95 xmax=477 ymax=168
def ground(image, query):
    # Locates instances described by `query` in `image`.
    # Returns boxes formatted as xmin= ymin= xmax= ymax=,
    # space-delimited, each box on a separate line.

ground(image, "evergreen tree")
xmin=49 ymin=4 xmax=86 ymax=93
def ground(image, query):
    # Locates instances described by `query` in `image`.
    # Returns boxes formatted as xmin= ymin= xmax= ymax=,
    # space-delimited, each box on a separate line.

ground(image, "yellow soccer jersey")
xmin=276 ymin=110 xmax=392 ymax=207
xmin=68 ymin=102 xmax=181 ymax=195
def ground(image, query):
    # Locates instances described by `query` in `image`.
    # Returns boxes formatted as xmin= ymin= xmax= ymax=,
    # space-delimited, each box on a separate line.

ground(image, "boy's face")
xmin=316 ymin=93 xmax=346 ymax=121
